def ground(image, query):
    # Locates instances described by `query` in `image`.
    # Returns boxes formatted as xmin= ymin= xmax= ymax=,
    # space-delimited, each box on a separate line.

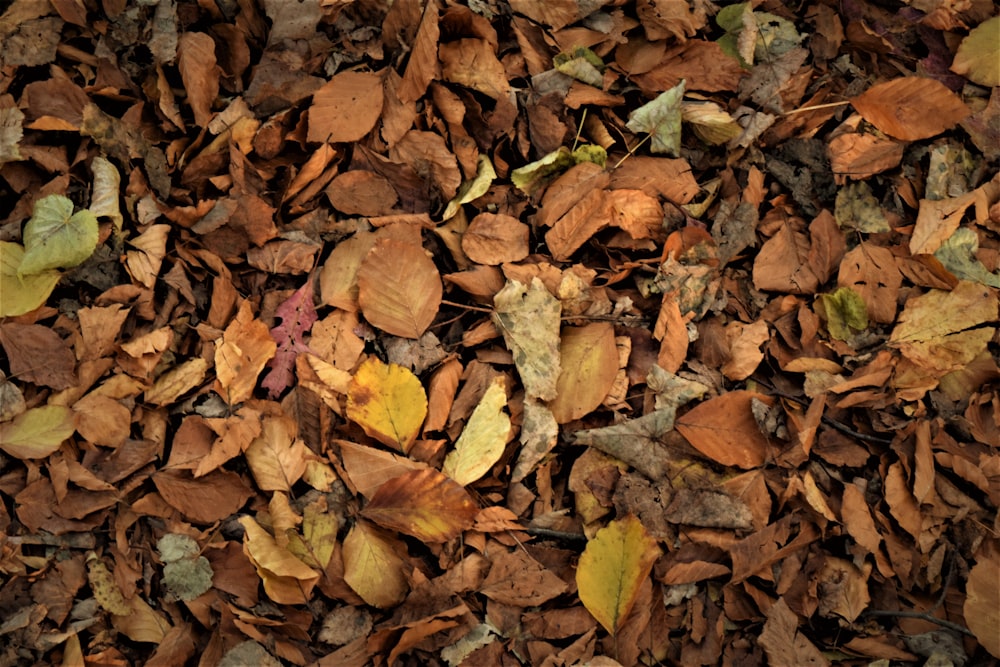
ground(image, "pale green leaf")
xmin=554 ymin=47 xmax=605 ymax=87
xmin=0 ymin=241 xmax=61 ymax=317
xmin=818 ymin=287 xmax=869 ymax=341
xmin=835 ymin=182 xmax=890 ymax=233
xmin=163 ymin=557 xmax=214 ymax=600
xmin=626 ymin=81 xmax=685 ymax=156
xmin=511 ymin=147 xmax=575 ymax=194
xmin=934 ymin=227 xmax=1000 ymax=288
xmin=157 ymin=534 xmax=200 ymax=562
xmin=18 ymin=194 xmax=99 ymax=276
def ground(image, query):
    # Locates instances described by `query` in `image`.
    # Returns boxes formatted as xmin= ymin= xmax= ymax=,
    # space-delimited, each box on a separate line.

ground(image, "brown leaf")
xmin=851 ymin=76 xmax=970 ymax=141
xmin=0 ymin=323 xmax=75 ymax=390
xmin=177 ymin=32 xmax=220 ymax=128
xmin=675 ymin=391 xmax=771 ymax=468
xmin=357 ymin=238 xmax=442 ymax=339
xmin=152 ymin=469 xmax=253 ymax=525
xmin=361 ymin=469 xmax=478 ymax=542
xmin=461 ymin=213 xmax=529 ymax=265
xmin=307 ymin=71 xmax=384 ymax=144
xmin=758 ymin=598 xmax=830 ymax=666
xmin=481 ymin=547 xmax=568 ymax=606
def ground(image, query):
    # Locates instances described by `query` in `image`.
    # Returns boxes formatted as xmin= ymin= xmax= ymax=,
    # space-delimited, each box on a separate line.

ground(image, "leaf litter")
xmin=0 ymin=1 xmax=998 ymax=666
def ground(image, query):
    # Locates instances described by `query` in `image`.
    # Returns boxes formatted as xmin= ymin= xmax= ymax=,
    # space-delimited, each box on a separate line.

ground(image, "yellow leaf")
xmin=86 ymin=553 xmax=130 ymax=615
xmin=576 ymin=515 xmax=660 ymax=635
xmin=548 ymin=322 xmax=618 ymax=424
xmin=362 ymin=469 xmax=479 ymax=542
xmin=443 ymin=378 xmax=510 ymax=485
xmin=0 ymin=405 xmax=75 ymax=459
xmin=287 ymin=497 xmax=339 ymax=571
xmin=493 ymin=278 xmax=561 ymax=401
xmin=144 ymin=357 xmax=208 ymax=407
xmin=342 ymin=521 xmax=409 ymax=608
xmin=245 ymin=413 xmax=308 ymax=491
xmin=347 ymin=357 xmax=427 ymax=452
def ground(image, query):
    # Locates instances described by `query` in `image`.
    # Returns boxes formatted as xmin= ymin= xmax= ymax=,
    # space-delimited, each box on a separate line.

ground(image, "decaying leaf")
xmin=493 ymin=278 xmax=562 ymax=401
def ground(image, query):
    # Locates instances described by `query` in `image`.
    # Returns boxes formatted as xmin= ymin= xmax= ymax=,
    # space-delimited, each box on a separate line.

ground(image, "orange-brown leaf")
xmin=357 ymin=238 xmax=442 ymax=339
xmin=361 ymin=469 xmax=478 ymax=543
xmin=675 ymin=391 xmax=771 ymax=468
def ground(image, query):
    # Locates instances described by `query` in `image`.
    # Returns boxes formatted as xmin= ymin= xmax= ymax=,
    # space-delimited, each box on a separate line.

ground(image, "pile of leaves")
xmin=0 ymin=0 xmax=998 ymax=665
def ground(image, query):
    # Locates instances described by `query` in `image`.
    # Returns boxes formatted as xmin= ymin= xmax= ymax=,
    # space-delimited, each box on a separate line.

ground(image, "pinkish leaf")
xmin=263 ymin=281 xmax=318 ymax=398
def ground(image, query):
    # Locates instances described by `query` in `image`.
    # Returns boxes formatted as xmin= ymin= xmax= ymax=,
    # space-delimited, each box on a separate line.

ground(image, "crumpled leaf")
xmin=576 ymin=515 xmax=661 ymax=635
xmin=347 ymin=357 xmax=427 ymax=453
xmin=239 ymin=515 xmax=320 ymax=604
xmin=443 ymin=377 xmax=510 ymax=486
xmin=493 ymin=278 xmax=561 ymax=401
xmin=951 ymin=15 xmax=1000 ymax=87
xmin=442 ymin=155 xmax=496 ymax=220
xmin=0 ymin=241 xmax=61 ymax=317
xmin=889 ymin=280 xmax=997 ymax=376
xmin=682 ymin=101 xmax=741 ymax=145
xmin=86 ymin=553 xmax=131 ymax=615
xmin=511 ymin=396 xmax=559 ymax=483
xmin=361 ymin=469 xmax=478 ymax=543
xmin=934 ymin=228 xmax=1000 ymax=288
xmin=18 ymin=194 xmax=98 ymax=277
xmin=342 ymin=521 xmax=409 ymax=608
xmin=262 ymin=281 xmax=317 ymax=399
xmin=716 ymin=2 xmax=803 ymax=66
xmin=626 ymin=80 xmax=685 ymax=156
xmin=818 ymin=287 xmax=869 ymax=341
xmin=554 ymin=46 xmax=605 ymax=87
xmin=511 ymin=146 xmax=576 ymax=195
xmin=214 ymin=301 xmax=277 ymax=405
xmin=0 ymin=404 xmax=75 ymax=459
xmin=245 ymin=413 xmax=308 ymax=491
xmin=89 ymin=156 xmax=123 ymax=233
xmin=835 ymin=182 xmax=890 ymax=233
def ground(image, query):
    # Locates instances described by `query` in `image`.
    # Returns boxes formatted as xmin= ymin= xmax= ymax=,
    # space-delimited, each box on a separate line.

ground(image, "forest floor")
xmin=0 ymin=0 xmax=999 ymax=665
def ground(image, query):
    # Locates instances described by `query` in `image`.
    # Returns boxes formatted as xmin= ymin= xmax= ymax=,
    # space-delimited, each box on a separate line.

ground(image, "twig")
xmin=863 ymin=610 xmax=973 ymax=637
xmin=524 ymin=526 xmax=588 ymax=545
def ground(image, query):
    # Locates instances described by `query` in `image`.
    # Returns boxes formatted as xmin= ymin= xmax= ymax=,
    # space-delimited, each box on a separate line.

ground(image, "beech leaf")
xmin=493 ymin=278 xmax=561 ymax=401
xmin=0 ymin=404 xmax=75 ymax=459
xmin=443 ymin=377 xmax=510 ymax=486
xmin=361 ymin=469 xmax=479 ymax=542
xmin=346 ymin=357 xmax=427 ymax=453
xmin=0 ymin=241 xmax=61 ymax=317
xmin=576 ymin=515 xmax=661 ymax=635
xmin=342 ymin=521 xmax=409 ymax=608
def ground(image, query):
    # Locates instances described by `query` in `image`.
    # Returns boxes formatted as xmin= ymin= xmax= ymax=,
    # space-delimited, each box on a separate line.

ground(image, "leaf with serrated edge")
xmin=576 ymin=515 xmax=661 ymax=635
xmin=443 ymin=377 xmax=510 ymax=485
xmin=362 ymin=469 xmax=478 ymax=542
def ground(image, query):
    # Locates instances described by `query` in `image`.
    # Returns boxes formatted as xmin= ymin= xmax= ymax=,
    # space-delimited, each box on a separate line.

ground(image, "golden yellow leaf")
xmin=111 ymin=594 xmax=172 ymax=643
xmin=144 ymin=357 xmax=208 ymax=407
xmin=347 ymin=357 xmax=427 ymax=452
xmin=442 ymin=377 xmax=510 ymax=486
xmin=361 ymin=469 xmax=478 ymax=543
xmin=286 ymin=497 xmax=339 ymax=571
xmin=576 ymin=515 xmax=660 ymax=635
xmin=342 ymin=521 xmax=409 ymax=608
xmin=548 ymin=322 xmax=618 ymax=424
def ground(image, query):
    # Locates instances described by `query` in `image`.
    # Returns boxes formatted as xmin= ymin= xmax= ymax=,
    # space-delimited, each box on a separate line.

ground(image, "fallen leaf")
xmin=549 ymin=322 xmax=619 ymax=423
xmin=18 ymin=194 xmax=97 ymax=276
xmin=361 ymin=469 xmax=478 ymax=543
xmin=357 ymin=238 xmax=442 ymax=339
xmin=239 ymin=515 xmax=320 ymax=605
xmin=346 ymin=357 xmax=427 ymax=453
xmin=964 ymin=548 xmax=1000 ymax=658
xmin=307 ymin=70 xmax=384 ymax=144
xmin=443 ymin=377 xmax=510 ymax=486
xmin=493 ymin=278 xmax=562 ymax=401
xmin=0 ymin=405 xmax=75 ymax=459
xmin=0 ymin=241 xmax=61 ymax=317
xmin=626 ymin=80 xmax=685 ymax=156
xmin=576 ymin=515 xmax=661 ymax=635
xmin=342 ymin=521 xmax=409 ymax=608
xmin=950 ymin=15 xmax=1000 ymax=87
xmin=213 ymin=300 xmax=277 ymax=405
xmin=758 ymin=597 xmax=830 ymax=666
xmin=675 ymin=391 xmax=771 ymax=468
xmin=851 ymin=76 xmax=970 ymax=141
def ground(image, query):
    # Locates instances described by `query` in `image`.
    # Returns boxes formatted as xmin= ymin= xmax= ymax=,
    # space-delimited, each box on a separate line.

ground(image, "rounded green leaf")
xmin=0 ymin=242 xmax=61 ymax=317
xmin=18 ymin=194 xmax=99 ymax=277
